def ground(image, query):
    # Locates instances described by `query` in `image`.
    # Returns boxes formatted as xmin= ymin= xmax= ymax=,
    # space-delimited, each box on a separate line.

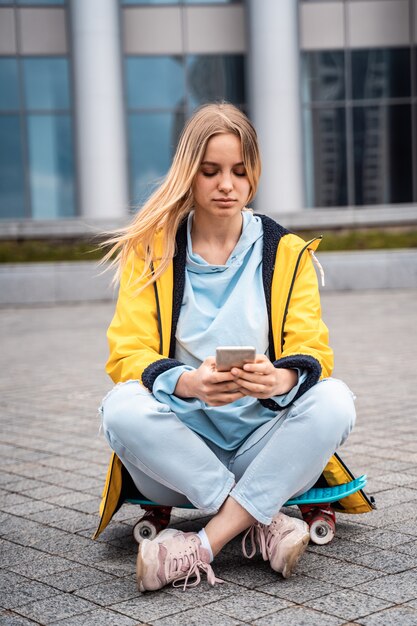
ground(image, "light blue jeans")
xmin=100 ymin=378 xmax=356 ymax=524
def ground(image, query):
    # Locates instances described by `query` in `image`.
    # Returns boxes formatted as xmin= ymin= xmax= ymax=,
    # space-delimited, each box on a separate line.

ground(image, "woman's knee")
xmin=294 ymin=378 xmax=356 ymax=444
xmin=100 ymin=380 xmax=163 ymax=439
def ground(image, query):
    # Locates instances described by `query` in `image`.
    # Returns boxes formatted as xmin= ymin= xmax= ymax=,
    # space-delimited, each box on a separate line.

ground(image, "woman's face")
xmin=192 ymin=133 xmax=251 ymax=222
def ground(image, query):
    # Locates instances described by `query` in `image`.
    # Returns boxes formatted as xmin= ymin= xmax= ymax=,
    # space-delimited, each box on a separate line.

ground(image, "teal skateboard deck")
xmin=285 ymin=474 xmax=367 ymax=506
xmin=127 ymin=475 xmax=367 ymax=509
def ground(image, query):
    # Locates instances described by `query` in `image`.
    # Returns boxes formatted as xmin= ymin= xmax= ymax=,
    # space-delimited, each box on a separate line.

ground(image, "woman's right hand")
xmin=174 ymin=357 xmax=246 ymax=406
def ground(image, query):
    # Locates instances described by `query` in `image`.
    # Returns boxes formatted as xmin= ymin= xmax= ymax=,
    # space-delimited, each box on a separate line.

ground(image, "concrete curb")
xmin=0 ymin=261 xmax=117 ymax=305
xmin=1 ymin=249 xmax=416 ymax=305
xmin=1 ymin=205 xmax=416 ymax=240
xmin=320 ymin=249 xmax=417 ymax=291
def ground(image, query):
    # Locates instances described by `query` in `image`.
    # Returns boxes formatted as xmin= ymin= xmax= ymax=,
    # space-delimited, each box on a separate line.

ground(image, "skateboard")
xmin=127 ymin=474 xmax=367 ymax=546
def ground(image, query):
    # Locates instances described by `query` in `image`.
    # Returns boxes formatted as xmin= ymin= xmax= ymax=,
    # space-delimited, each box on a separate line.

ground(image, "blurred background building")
xmin=0 ymin=0 xmax=415 ymax=223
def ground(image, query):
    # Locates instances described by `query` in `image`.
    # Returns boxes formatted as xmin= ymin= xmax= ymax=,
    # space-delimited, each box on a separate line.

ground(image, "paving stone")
xmin=0 ymin=473 xmax=20 ymax=486
xmin=350 ymin=527 xmax=416 ymax=550
xmin=383 ymin=519 xmax=417 ymax=537
xmin=0 ymin=494 xmax=34 ymax=514
xmin=373 ymin=472 xmax=417 ymax=487
xmin=351 ymin=569 xmax=417 ymax=603
xmin=257 ymin=574 xmax=342 ymax=603
xmin=0 ymin=541 xmax=38 ymax=569
xmin=0 ymin=450 xmax=52 ymax=465
xmin=295 ymin=550 xmax=341 ymax=575
xmin=92 ymin=555 xmax=136 ymax=577
xmin=28 ymin=507 xmax=98 ymax=533
xmin=37 ymin=565 xmax=116 ymax=592
xmin=308 ymin=537 xmax=376 ymax=560
xmin=364 ymin=478 xmax=393 ymax=494
xmin=1 ymin=477 xmax=50 ymax=494
xmin=368 ymin=459 xmax=417 ymax=474
xmin=152 ymin=606 xmax=246 ymax=625
xmin=77 ymin=521 xmax=132 ymax=544
xmin=74 ymin=576 xmax=139 ymax=606
xmin=42 ymin=491 xmax=97 ymax=509
xmin=7 ymin=551 xmax=79 ymax=580
xmin=68 ymin=498 xmax=101 ymax=515
xmin=333 ymin=520 xmax=375 ymax=541
xmin=67 ymin=538 xmax=132 ymax=562
xmin=110 ymin=589 xmax=199 ymax=622
xmin=28 ymin=485 xmax=74 ymax=501
xmin=360 ymin=605 xmax=417 ymax=625
xmin=251 ymin=605 xmax=342 ymax=625
xmin=209 ymin=589 xmax=292 ymax=621
xmin=218 ymin=561 xmax=281 ymax=589
xmin=3 ymin=522 xmax=74 ymax=549
xmin=0 ymin=514 xmax=46 ymax=539
xmin=396 ymin=540 xmax=417 ymax=557
xmin=304 ymin=588 xmax=393 ymax=620
xmin=70 ymin=462 xmax=108 ymax=478
xmin=37 ymin=456 xmax=92 ymax=472
xmin=0 ymin=611 xmax=36 ymax=625
xmin=13 ymin=593 xmax=98 ymax=624
xmin=76 ymin=529 xmax=137 ymax=555
xmin=348 ymin=547 xmax=417 ymax=574
xmin=306 ymin=559 xmax=385 ymax=588
xmin=0 ymin=570 xmax=57 ymax=610
xmin=165 ymin=579 xmax=243 ymax=603
xmin=48 ymin=608 xmax=141 ymax=625
xmin=351 ymin=501 xmax=417 ymax=529
xmin=8 ymin=500 xmax=56 ymax=517
xmin=366 ymin=488 xmax=417 ymax=510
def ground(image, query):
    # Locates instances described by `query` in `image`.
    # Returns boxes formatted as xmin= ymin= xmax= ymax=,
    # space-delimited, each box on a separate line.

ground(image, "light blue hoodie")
xmin=153 ymin=211 xmax=306 ymax=450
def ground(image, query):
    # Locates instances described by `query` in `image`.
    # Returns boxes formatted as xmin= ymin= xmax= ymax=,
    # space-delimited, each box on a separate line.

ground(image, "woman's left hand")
xmin=230 ymin=354 xmax=298 ymax=399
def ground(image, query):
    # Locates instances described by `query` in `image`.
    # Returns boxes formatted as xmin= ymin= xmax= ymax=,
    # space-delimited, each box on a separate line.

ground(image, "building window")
xmin=0 ymin=1 xmax=65 ymax=4
xmin=121 ymin=1 xmax=240 ymax=4
xmin=125 ymin=54 xmax=245 ymax=206
xmin=302 ymin=47 xmax=414 ymax=208
xmin=0 ymin=56 xmax=75 ymax=219
xmin=353 ymin=104 xmax=412 ymax=206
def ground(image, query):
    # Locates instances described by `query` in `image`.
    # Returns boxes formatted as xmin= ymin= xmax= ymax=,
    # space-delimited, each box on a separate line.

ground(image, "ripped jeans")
xmin=100 ymin=378 xmax=356 ymax=524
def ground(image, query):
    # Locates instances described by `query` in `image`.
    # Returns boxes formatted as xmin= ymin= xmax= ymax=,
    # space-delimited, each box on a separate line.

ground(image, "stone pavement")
xmin=1 ymin=290 xmax=417 ymax=626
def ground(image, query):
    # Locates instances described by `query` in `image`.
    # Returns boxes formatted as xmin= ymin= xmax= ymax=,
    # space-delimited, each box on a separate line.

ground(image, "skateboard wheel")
xmin=133 ymin=519 xmax=158 ymax=544
xmin=309 ymin=518 xmax=335 ymax=545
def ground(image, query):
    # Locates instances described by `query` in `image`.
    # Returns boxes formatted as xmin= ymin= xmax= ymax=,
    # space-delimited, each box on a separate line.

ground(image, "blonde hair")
xmin=102 ymin=102 xmax=261 ymax=288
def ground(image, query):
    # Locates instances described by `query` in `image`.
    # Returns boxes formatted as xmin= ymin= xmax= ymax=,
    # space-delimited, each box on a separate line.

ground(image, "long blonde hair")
xmin=102 ymin=102 xmax=262 ymax=288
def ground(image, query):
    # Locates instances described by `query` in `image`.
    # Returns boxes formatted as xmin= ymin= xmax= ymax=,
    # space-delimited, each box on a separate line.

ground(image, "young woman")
xmin=100 ymin=103 xmax=356 ymax=592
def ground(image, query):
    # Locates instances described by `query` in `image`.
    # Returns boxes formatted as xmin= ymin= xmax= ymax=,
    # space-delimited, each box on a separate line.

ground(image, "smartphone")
xmin=215 ymin=346 xmax=256 ymax=372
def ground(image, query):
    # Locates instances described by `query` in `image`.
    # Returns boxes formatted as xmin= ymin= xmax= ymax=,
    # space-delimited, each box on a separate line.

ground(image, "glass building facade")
xmin=300 ymin=0 xmax=416 ymax=209
xmin=0 ymin=1 xmax=75 ymax=219
xmin=125 ymin=54 xmax=245 ymax=204
xmin=0 ymin=0 xmax=416 ymax=220
xmin=302 ymin=47 xmax=414 ymax=208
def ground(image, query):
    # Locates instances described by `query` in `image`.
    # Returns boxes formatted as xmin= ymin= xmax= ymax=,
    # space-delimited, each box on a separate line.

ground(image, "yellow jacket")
xmin=94 ymin=215 xmax=373 ymax=538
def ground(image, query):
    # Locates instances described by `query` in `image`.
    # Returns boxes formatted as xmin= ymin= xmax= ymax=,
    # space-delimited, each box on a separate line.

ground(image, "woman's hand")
xmin=174 ymin=357 xmax=246 ymax=406
xmin=230 ymin=354 xmax=298 ymax=399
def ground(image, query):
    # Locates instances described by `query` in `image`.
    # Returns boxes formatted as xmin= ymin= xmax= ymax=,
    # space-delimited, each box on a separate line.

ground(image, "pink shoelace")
xmin=170 ymin=545 xmax=224 ymax=590
xmin=173 ymin=559 xmax=224 ymax=590
xmin=242 ymin=522 xmax=268 ymax=560
xmin=243 ymin=520 xmax=295 ymax=561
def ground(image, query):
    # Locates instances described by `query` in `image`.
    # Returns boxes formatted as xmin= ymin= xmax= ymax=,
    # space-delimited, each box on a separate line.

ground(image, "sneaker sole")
xmin=280 ymin=531 xmax=310 ymax=578
xmin=136 ymin=538 xmax=163 ymax=592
